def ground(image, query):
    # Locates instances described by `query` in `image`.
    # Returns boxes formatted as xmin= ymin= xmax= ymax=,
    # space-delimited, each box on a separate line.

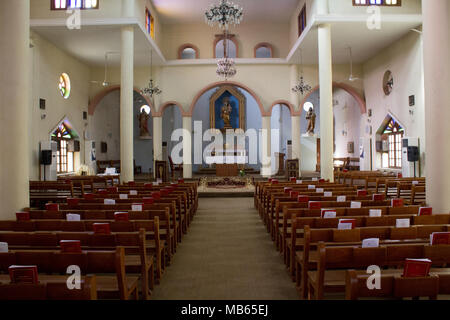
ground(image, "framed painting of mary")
xmin=209 ymin=85 xmax=246 ymax=131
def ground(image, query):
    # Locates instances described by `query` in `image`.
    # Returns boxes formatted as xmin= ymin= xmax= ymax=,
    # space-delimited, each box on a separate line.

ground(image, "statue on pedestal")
xmin=138 ymin=108 xmax=151 ymax=138
xmin=220 ymin=97 xmax=233 ymax=129
xmin=306 ymin=107 xmax=316 ymax=135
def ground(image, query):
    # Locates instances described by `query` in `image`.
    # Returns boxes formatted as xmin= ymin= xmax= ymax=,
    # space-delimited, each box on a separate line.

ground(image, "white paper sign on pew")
xmin=0 ymin=242 xmax=8 ymax=253
xmin=396 ymin=219 xmax=410 ymax=228
xmin=337 ymin=196 xmax=346 ymax=202
xmin=130 ymin=190 xmax=138 ymax=196
xmin=321 ymin=209 xmax=337 ymax=219
xmin=324 ymin=192 xmax=333 ymax=197
xmin=66 ymin=213 xmax=81 ymax=221
xmin=296 ymin=180 xmax=303 ymax=184
xmin=312 ymin=178 xmax=318 ymax=181
xmin=104 ymin=199 xmax=116 ymax=205
xmin=369 ymin=209 xmax=382 ymax=217
xmin=412 ymin=181 xmax=420 ymax=185
xmin=362 ymin=238 xmax=380 ymax=248
xmin=351 ymin=201 xmax=362 ymax=209
xmin=308 ymin=185 xmax=316 ymax=190
xmin=132 ymin=203 xmax=143 ymax=212
xmin=119 ymin=194 xmax=128 ymax=200
xmin=338 ymin=219 xmax=355 ymax=230
xmin=105 ymin=167 xmax=116 ymax=175
xmin=316 ymin=188 xmax=324 ymax=193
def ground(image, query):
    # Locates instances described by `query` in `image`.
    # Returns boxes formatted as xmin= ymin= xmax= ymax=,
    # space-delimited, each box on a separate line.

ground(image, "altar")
xmin=205 ymin=149 xmax=247 ymax=177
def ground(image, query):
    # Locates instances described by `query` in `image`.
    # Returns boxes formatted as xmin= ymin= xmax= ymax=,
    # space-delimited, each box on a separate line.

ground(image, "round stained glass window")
xmin=59 ymin=73 xmax=71 ymax=99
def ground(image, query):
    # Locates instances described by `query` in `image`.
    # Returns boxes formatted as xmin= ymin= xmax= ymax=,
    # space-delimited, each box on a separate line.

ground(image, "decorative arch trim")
xmin=88 ymin=85 xmax=156 ymax=116
xmin=268 ymin=100 xmax=300 ymax=116
xmin=299 ymin=82 xmax=366 ymax=115
xmin=178 ymin=43 xmax=199 ymax=59
xmin=155 ymin=101 xmax=188 ymax=117
xmin=254 ymin=42 xmax=274 ymax=58
xmin=189 ymin=80 xmax=265 ymax=117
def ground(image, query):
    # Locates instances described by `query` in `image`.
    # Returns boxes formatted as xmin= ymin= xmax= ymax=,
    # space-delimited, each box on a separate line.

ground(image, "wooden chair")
xmin=168 ymin=156 xmax=183 ymax=179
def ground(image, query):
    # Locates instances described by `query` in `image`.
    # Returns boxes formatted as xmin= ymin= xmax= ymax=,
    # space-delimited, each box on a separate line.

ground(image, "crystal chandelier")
xmin=216 ymin=56 xmax=236 ymax=79
xmin=141 ymin=50 xmax=162 ymax=98
xmin=205 ymin=0 xmax=243 ymax=31
xmin=205 ymin=0 xmax=243 ymax=80
xmin=292 ymin=50 xmax=312 ymax=95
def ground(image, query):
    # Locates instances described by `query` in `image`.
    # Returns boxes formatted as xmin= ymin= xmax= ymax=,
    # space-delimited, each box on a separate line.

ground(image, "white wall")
xmin=162 ymin=21 xmax=290 ymax=60
xmin=363 ymin=30 xmax=425 ymax=175
xmin=30 ymin=31 xmax=90 ymax=180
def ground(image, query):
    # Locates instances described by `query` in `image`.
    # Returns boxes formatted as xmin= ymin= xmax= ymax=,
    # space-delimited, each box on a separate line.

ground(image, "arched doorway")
xmin=300 ymin=85 xmax=365 ymax=173
xmin=190 ymin=82 xmax=264 ymax=173
xmin=89 ymin=89 xmax=154 ymax=174
xmin=270 ymin=103 xmax=292 ymax=176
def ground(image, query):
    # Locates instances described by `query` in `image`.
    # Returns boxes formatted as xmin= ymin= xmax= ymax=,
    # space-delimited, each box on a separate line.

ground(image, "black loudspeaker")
xmin=74 ymin=140 xmax=80 ymax=152
xmin=101 ymin=142 xmax=107 ymax=153
xmin=41 ymin=150 xmax=52 ymax=165
xmin=407 ymin=146 xmax=419 ymax=162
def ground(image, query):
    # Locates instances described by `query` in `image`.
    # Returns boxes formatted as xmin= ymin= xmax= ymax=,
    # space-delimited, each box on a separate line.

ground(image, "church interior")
xmin=0 ymin=0 xmax=450 ymax=302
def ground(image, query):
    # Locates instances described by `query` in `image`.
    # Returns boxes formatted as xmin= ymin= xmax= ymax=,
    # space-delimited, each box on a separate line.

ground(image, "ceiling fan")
xmin=348 ymin=47 xmax=360 ymax=82
xmin=90 ymin=52 xmax=118 ymax=87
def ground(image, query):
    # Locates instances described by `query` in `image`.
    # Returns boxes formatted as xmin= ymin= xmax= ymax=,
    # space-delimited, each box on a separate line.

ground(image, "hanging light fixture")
xmin=141 ymin=50 xmax=162 ymax=98
xmin=292 ymin=50 xmax=312 ymax=95
xmin=205 ymin=0 xmax=243 ymax=80
xmin=205 ymin=0 xmax=243 ymax=30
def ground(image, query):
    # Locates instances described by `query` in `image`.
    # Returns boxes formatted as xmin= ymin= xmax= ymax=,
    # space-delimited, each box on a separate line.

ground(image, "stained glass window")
xmin=59 ymin=73 xmax=71 ymax=99
xmin=353 ymin=0 xmax=400 ymax=6
xmin=52 ymin=123 xmax=74 ymax=173
xmin=382 ymin=118 xmax=404 ymax=168
xmin=51 ymin=0 xmax=99 ymax=10
xmin=145 ymin=8 xmax=155 ymax=39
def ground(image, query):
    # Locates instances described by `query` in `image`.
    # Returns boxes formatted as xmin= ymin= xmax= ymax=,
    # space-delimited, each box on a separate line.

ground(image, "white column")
xmin=261 ymin=116 xmax=272 ymax=177
xmin=422 ymin=0 xmax=450 ymax=213
xmin=182 ymin=117 xmax=192 ymax=179
xmin=318 ymin=22 xmax=334 ymax=182
xmin=291 ymin=116 xmax=302 ymax=176
xmin=152 ymin=116 xmax=163 ymax=178
xmin=120 ymin=25 xmax=134 ymax=183
xmin=153 ymin=116 xmax=163 ymax=161
xmin=0 ymin=0 xmax=30 ymax=217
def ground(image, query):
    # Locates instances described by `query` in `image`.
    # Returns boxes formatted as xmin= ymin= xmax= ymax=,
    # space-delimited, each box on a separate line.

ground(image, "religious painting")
xmin=209 ymin=85 xmax=246 ymax=131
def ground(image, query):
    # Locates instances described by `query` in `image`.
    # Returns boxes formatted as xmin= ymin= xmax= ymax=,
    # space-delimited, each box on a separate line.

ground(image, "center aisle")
xmin=152 ymin=197 xmax=299 ymax=300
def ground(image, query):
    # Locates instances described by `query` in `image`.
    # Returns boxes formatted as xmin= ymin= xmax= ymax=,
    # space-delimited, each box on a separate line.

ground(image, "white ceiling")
xmin=151 ymin=0 xmax=300 ymax=24
xmin=289 ymin=20 xmax=423 ymax=65
xmin=32 ymin=24 xmax=164 ymax=67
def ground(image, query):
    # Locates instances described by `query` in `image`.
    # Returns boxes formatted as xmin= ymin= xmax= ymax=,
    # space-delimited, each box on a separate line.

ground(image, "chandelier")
xmin=205 ymin=0 xmax=243 ymax=80
xmin=292 ymin=50 xmax=312 ymax=95
xmin=216 ymin=57 xmax=236 ymax=79
xmin=205 ymin=0 xmax=243 ymax=31
xmin=141 ymin=50 xmax=162 ymax=98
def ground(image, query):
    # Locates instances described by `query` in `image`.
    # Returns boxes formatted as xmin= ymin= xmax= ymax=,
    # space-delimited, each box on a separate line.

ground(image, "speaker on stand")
xmin=40 ymin=150 xmax=52 ymax=181
xmin=407 ymin=146 xmax=419 ymax=178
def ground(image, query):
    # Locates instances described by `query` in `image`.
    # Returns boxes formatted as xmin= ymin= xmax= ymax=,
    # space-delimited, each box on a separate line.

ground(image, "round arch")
xmin=88 ymin=85 xmax=156 ymax=116
xmin=268 ymin=100 xmax=300 ymax=117
xmin=189 ymin=81 xmax=265 ymax=117
xmin=156 ymin=101 xmax=187 ymax=117
xmin=299 ymin=82 xmax=366 ymax=115
xmin=178 ymin=43 xmax=199 ymax=59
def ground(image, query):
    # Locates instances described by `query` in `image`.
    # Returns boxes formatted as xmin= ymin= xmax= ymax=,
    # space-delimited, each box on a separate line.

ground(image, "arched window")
xmin=51 ymin=122 xmax=75 ymax=173
xmin=381 ymin=117 xmax=404 ymax=169
xmin=214 ymin=35 xmax=238 ymax=58
xmin=178 ymin=44 xmax=199 ymax=59
xmin=254 ymin=43 xmax=273 ymax=58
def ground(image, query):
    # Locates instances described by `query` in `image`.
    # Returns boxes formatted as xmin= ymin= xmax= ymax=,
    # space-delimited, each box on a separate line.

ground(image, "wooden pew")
xmin=0 ymin=275 xmax=97 ymax=300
